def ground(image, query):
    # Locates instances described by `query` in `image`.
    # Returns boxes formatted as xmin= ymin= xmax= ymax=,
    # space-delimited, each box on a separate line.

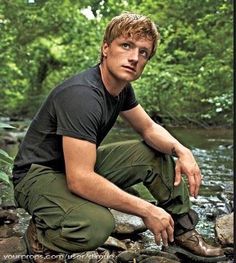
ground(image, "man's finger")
xmin=155 ymin=233 xmax=161 ymax=246
xmin=167 ymin=225 xmax=174 ymax=243
xmin=170 ymin=216 xmax=174 ymax=228
xmin=161 ymin=230 xmax=168 ymax=246
xmin=188 ymin=175 xmax=196 ymax=197
xmin=194 ymin=171 xmax=202 ymax=197
xmin=174 ymin=165 xmax=181 ymax=186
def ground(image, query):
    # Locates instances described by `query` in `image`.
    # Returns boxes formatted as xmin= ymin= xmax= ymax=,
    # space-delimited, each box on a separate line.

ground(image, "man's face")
xmin=102 ymin=35 xmax=153 ymax=83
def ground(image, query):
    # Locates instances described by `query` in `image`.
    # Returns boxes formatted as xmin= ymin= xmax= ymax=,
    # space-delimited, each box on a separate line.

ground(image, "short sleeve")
xmin=121 ymin=85 xmax=139 ymax=111
xmin=53 ymin=85 xmax=102 ymax=144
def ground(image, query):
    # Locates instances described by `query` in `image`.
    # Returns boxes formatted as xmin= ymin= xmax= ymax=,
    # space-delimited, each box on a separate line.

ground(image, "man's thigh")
xmin=95 ymin=140 xmax=191 ymax=215
xmin=15 ymin=164 xmax=87 ymax=218
xmin=95 ymin=140 xmax=159 ymax=188
xmin=14 ymin=164 xmax=115 ymax=252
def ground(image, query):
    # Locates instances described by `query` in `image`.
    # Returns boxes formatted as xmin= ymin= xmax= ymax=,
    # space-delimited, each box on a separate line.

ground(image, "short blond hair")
xmin=100 ymin=12 xmax=160 ymax=62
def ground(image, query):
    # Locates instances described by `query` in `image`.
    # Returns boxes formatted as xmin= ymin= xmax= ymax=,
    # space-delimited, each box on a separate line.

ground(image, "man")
xmin=13 ymin=12 xmax=224 ymax=262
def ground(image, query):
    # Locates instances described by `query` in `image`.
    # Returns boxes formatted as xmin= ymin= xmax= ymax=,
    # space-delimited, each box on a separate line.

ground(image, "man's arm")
xmin=63 ymin=136 xmax=174 ymax=246
xmin=120 ymin=105 xmax=202 ymax=198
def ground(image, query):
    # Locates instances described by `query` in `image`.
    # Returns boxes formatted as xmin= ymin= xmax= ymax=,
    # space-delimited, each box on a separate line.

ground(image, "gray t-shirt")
xmin=13 ymin=64 xmax=138 ymax=185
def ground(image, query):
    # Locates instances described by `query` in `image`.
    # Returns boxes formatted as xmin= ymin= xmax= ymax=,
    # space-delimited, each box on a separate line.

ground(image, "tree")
xmin=0 ymin=0 xmax=233 ymax=127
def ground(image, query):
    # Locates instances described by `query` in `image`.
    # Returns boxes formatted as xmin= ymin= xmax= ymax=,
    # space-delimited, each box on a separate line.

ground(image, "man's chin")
xmin=121 ymin=73 xmax=140 ymax=82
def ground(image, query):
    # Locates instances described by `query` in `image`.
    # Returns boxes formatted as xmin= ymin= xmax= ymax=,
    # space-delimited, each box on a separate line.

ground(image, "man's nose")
xmin=128 ymin=48 xmax=139 ymax=62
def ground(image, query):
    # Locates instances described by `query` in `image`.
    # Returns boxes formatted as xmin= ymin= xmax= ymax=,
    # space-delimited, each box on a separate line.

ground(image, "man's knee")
xmin=81 ymin=207 xmax=115 ymax=250
xmin=51 ymin=204 xmax=115 ymax=252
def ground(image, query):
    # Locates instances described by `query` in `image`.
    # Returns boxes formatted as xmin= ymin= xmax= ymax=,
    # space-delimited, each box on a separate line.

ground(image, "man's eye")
xmin=122 ymin=43 xmax=130 ymax=49
xmin=140 ymin=49 xmax=149 ymax=59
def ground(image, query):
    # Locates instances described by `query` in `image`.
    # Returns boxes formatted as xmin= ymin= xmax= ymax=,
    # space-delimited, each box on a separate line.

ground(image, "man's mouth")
xmin=122 ymin=65 xmax=136 ymax=72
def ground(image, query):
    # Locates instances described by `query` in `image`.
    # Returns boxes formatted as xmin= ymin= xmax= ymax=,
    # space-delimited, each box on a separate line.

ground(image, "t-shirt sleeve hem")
xmin=121 ymin=101 xmax=139 ymax=111
xmin=56 ymin=128 xmax=97 ymax=144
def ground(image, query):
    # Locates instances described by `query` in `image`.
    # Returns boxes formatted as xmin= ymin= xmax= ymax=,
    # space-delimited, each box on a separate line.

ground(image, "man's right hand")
xmin=142 ymin=205 xmax=174 ymax=246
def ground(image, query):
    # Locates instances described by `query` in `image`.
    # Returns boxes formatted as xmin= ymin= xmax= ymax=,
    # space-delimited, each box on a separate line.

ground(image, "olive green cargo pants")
xmin=14 ymin=140 xmax=191 ymax=253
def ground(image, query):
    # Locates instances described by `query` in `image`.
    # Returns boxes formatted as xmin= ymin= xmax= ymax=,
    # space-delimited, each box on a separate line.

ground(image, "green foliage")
xmin=0 ymin=122 xmax=14 ymax=184
xmin=133 ymin=0 xmax=233 ymax=127
xmin=0 ymin=0 xmax=233 ymax=127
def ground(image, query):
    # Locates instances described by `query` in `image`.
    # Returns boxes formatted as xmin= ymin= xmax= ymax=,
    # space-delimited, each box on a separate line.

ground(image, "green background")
xmin=0 ymin=0 xmax=233 ymax=127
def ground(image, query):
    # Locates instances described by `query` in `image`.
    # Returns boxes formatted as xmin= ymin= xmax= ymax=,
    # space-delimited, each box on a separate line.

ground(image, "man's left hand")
xmin=174 ymin=150 xmax=202 ymax=198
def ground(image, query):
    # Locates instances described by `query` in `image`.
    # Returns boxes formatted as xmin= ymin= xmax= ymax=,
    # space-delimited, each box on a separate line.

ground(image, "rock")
xmin=103 ymin=236 xmax=128 ymax=250
xmin=0 ymin=209 xmax=19 ymax=225
xmin=110 ymin=209 xmax=147 ymax=235
xmin=215 ymin=212 xmax=234 ymax=246
xmin=117 ymin=251 xmax=139 ymax=262
xmin=0 ymin=209 xmax=20 ymax=238
xmin=140 ymin=249 xmax=180 ymax=261
xmin=117 ymin=250 xmax=180 ymax=263
xmin=125 ymin=239 xmax=143 ymax=251
xmin=0 ymin=236 xmax=26 ymax=262
xmin=69 ymin=249 xmax=116 ymax=263
xmin=139 ymin=255 xmax=179 ymax=263
xmin=0 ymin=225 xmax=21 ymax=238
xmin=96 ymin=249 xmax=115 ymax=263
xmin=68 ymin=251 xmax=100 ymax=263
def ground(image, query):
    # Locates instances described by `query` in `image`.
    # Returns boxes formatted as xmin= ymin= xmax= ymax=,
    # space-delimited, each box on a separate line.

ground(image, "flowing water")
xmin=0 ymin=125 xmax=234 ymax=249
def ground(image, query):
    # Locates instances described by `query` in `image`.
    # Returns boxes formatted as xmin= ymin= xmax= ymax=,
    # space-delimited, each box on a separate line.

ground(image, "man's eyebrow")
xmin=123 ymin=40 xmax=152 ymax=51
xmin=140 ymin=46 xmax=151 ymax=51
xmin=121 ymin=39 xmax=135 ymax=44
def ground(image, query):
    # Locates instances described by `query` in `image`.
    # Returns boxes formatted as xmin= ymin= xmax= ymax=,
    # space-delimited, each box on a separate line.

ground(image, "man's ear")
xmin=102 ymin=42 xmax=109 ymax=58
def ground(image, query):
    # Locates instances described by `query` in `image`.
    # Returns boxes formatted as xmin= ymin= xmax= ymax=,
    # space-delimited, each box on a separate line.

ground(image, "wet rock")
xmin=96 ymin=249 xmax=116 ymax=263
xmin=68 ymin=251 xmax=100 ymax=263
xmin=117 ymin=251 xmax=139 ymax=262
xmin=0 ymin=209 xmax=19 ymax=225
xmin=215 ymin=212 xmax=233 ymax=246
xmin=218 ymin=193 xmax=234 ymax=213
xmin=0 ymin=236 xmax=26 ymax=262
xmin=104 ymin=236 xmax=127 ymax=250
xmin=190 ymin=196 xmax=209 ymax=205
xmin=140 ymin=249 xmax=180 ymax=261
xmin=0 ymin=225 xmax=21 ymax=238
xmin=139 ymin=255 xmax=179 ymax=263
xmin=110 ymin=209 xmax=147 ymax=235
xmin=69 ymin=249 xmax=116 ymax=263
xmin=125 ymin=239 xmax=143 ymax=251
xmin=117 ymin=250 xmax=180 ymax=263
xmin=0 ymin=209 xmax=20 ymax=238
xmin=204 ymin=203 xmax=230 ymax=220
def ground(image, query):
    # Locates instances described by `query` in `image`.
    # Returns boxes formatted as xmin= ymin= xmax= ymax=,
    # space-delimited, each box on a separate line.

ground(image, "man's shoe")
xmin=24 ymin=219 xmax=65 ymax=263
xmin=175 ymin=230 xmax=224 ymax=257
xmin=163 ymin=230 xmax=226 ymax=262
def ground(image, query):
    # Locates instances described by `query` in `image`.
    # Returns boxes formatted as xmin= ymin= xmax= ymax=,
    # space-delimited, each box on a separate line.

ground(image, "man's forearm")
xmin=141 ymin=122 xmax=201 ymax=197
xmin=68 ymin=170 xmax=152 ymax=218
xmin=142 ymin=122 xmax=190 ymax=157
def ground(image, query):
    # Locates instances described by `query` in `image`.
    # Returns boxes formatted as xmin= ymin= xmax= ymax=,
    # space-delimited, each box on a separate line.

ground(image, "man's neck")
xmin=99 ymin=64 xmax=127 ymax=97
